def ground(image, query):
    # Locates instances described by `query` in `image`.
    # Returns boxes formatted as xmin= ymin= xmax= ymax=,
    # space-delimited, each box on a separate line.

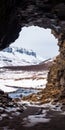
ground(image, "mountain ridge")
xmin=0 ymin=46 xmax=44 ymax=67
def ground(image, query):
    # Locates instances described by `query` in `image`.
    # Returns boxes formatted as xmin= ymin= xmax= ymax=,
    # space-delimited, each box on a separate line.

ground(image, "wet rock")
xmin=17 ymin=108 xmax=24 ymax=113
xmin=0 ymin=90 xmax=4 ymax=95
xmin=0 ymin=91 xmax=24 ymax=115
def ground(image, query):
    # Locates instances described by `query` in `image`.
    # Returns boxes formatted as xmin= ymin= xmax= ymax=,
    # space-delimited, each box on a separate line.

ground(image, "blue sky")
xmin=11 ymin=26 xmax=59 ymax=59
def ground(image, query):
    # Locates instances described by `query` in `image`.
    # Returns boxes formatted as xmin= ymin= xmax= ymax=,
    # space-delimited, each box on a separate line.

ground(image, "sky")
xmin=11 ymin=26 xmax=59 ymax=59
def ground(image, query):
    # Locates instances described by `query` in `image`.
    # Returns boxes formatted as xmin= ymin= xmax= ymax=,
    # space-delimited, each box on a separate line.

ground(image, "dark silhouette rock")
xmin=0 ymin=0 xmax=65 ymax=49
xmin=0 ymin=89 xmax=4 ymax=95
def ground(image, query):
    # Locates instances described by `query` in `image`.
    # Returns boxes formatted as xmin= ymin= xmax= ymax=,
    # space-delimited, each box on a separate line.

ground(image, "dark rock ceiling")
xmin=0 ymin=0 xmax=65 ymax=49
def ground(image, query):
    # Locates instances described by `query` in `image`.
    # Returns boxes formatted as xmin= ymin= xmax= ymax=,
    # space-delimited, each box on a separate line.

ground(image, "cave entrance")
xmin=0 ymin=26 xmax=59 ymax=102
xmin=11 ymin=26 xmax=59 ymax=60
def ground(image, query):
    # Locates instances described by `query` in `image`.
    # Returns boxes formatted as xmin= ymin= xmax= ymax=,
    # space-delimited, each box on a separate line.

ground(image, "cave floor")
xmin=0 ymin=68 xmax=65 ymax=130
xmin=0 ymin=103 xmax=65 ymax=130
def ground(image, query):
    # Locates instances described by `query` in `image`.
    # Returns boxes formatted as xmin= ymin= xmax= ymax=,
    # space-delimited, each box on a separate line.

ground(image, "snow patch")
xmin=18 ymin=100 xmax=62 ymax=111
xmin=0 ymin=71 xmax=48 ymax=90
xmin=0 ymin=83 xmax=17 ymax=93
xmin=3 ymin=79 xmax=47 ymax=89
xmin=22 ymin=109 xmax=50 ymax=127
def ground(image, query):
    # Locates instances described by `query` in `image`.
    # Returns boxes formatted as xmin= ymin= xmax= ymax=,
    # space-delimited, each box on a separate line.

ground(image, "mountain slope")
xmin=0 ymin=46 xmax=44 ymax=67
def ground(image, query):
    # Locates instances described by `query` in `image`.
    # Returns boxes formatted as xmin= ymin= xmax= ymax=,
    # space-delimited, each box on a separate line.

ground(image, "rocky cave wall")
xmin=0 ymin=0 xmax=65 ymax=99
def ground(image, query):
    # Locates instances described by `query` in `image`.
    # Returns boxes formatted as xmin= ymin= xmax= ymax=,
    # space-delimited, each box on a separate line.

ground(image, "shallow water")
xmin=8 ymin=88 xmax=39 ymax=99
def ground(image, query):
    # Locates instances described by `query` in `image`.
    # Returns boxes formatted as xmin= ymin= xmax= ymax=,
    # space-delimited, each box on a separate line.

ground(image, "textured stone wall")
xmin=0 ymin=0 xmax=65 ymax=49
xmin=47 ymin=32 xmax=65 ymax=100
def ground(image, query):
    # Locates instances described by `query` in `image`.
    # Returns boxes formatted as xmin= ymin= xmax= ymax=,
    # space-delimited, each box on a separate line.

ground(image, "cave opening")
xmin=10 ymin=25 xmax=59 ymax=60
xmin=0 ymin=26 xmax=59 ymax=99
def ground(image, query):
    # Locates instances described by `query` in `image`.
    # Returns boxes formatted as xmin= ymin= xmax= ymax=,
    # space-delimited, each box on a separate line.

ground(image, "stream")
xmin=8 ymin=88 xmax=39 ymax=99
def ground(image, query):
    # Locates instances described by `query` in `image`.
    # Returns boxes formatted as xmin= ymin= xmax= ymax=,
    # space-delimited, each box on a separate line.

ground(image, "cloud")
xmin=11 ymin=26 xmax=59 ymax=58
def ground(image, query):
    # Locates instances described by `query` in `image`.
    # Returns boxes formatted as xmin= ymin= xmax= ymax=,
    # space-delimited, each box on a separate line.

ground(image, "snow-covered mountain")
xmin=0 ymin=46 xmax=44 ymax=67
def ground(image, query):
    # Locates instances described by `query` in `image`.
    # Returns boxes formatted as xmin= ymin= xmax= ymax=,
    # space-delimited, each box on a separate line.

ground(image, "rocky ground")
xmin=0 ymin=94 xmax=65 ymax=130
xmin=0 ymin=89 xmax=65 ymax=130
xmin=0 ymin=61 xmax=65 ymax=130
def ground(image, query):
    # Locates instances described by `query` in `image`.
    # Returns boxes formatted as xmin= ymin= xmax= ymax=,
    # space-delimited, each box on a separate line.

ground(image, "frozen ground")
xmin=0 ymin=69 xmax=48 ymax=93
xmin=0 ymin=69 xmax=65 ymax=130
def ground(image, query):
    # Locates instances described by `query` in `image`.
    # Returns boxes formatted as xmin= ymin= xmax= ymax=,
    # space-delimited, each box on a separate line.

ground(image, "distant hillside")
xmin=1 ymin=58 xmax=53 ymax=71
xmin=0 ymin=46 xmax=44 ymax=67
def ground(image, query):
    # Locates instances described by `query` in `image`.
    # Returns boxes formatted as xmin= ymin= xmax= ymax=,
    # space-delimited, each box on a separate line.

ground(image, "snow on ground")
xmin=0 ymin=70 xmax=48 ymax=92
xmin=0 ymin=46 xmax=44 ymax=67
xmin=22 ymin=101 xmax=62 ymax=127
xmin=0 ymin=70 xmax=47 ymax=79
xmin=0 ymin=83 xmax=17 ymax=93
xmin=18 ymin=100 xmax=62 ymax=111
xmin=18 ymin=100 xmax=62 ymax=127
xmin=22 ymin=109 xmax=50 ymax=127
xmin=2 ymin=78 xmax=47 ymax=89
